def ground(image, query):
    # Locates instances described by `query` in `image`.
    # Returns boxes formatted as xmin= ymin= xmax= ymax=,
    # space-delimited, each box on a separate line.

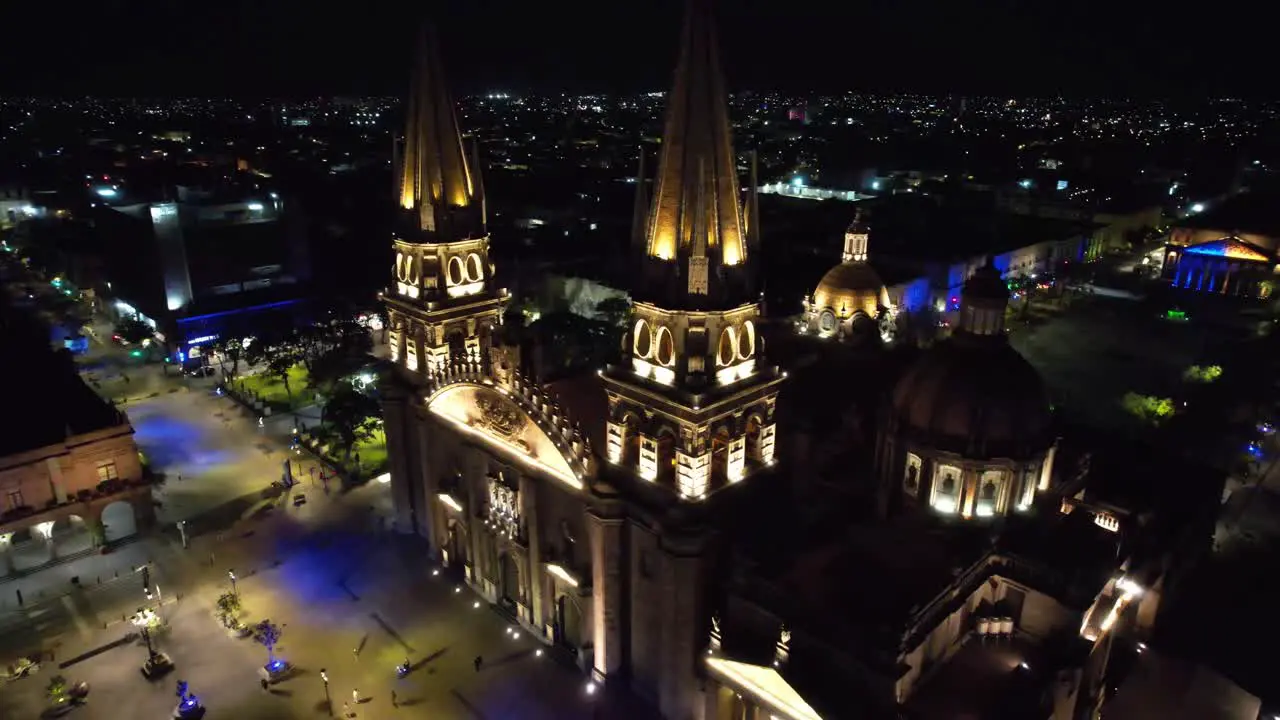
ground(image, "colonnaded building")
xmin=381 ymin=4 xmax=1222 ymax=718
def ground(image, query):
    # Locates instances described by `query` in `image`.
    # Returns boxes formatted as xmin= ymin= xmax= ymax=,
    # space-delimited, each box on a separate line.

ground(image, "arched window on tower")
xmin=903 ymin=453 xmax=922 ymax=496
xmin=976 ymin=470 xmax=1003 ymax=517
xmin=931 ymin=466 xmax=960 ymax=514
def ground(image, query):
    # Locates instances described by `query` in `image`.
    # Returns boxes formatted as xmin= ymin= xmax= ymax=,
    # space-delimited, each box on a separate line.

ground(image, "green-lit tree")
xmin=1121 ymin=392 xmax=1176 ymax=426
xmin=323 ymin=384 xmax=381 ymax=462
xmin=46 ymin=675 xmax=69 ymax=705
xmin=216 ymin=592 xmax=241 ymax=625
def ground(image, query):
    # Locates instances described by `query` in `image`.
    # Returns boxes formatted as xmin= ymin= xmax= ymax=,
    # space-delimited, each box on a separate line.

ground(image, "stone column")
xmin=416 ymin=416 xmax=444 ymax=550
xmin=587 ymin=504 xmax=624 ymax=680
xmin=383 ymin=383 xmax=418 ymax=536
xmin=463 ymin=450 xmax=486 ymax=591
xmin=659 ymin=527 xmax=706 ymax=720
xmin=518 ymin=474 xmax=544 ymax=631
xmin=703 ymin=677 xmax=721 ymax=720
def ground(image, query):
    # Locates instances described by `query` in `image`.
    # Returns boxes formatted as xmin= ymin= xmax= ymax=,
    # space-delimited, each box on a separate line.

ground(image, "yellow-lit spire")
xmin=398 ymin=25 xmax=481 ymax=240
xmin=645 ymin=0 xmax=746 ymax=272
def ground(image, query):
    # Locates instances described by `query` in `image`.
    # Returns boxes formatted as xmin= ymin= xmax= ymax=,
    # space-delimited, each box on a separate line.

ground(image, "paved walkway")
xmin=0 ymin=483 xmax=660 ymax=719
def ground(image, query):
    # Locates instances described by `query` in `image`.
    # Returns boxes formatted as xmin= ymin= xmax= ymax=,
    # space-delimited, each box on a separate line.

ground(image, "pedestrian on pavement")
xmin=260 ymin=678 xmax=269 ymax=691
xmin=391 ymin=690 xmax=398 ymax=708
xmin=473 ymin=655 xmax=483 ymax=672
xmin=352 ymin=688 xmax=359 ymax=704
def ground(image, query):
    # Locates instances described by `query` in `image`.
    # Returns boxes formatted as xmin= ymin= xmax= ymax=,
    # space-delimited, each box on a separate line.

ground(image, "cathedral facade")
xmin=383 ymin=5 xmax=1201 ymax=720
xmin=381 ymin=7 xmax=764 ymax=718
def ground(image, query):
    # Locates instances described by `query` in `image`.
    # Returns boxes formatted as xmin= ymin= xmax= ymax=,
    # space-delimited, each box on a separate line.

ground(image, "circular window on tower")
xmin=655 ymin=326 xmax=676 ymax=367
xmin=447 ymin=256 xmax=465 ymax=286
xmin=716 ymin=327 xmax=737 ymax=367
xmin=819 ymin=310 xmax=837 ymax=332
xmin=738 ymin=320 xmax=755 ymax=360
xmin=465 ymin=253 xmax=484 ymax=283
xmin=633 ymin=319 xmax=652 ymax=359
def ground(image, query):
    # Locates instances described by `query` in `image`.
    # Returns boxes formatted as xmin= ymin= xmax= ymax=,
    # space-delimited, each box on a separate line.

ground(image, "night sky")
xmin=1 ymin=0 xmax=1269 ymax=98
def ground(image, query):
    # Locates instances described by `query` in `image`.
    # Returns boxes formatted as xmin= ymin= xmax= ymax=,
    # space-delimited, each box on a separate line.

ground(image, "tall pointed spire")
xmin=641 ymin=0 xmax=753 ymax=309
xmin=630 ymin=148 xmax=649 ymax=253
xmin=398 ymin=24 xmax=482 ymax=241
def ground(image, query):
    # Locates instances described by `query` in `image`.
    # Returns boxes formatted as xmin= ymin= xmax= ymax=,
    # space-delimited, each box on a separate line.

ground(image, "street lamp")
xmin=320 ymin=668 xmax=331 ymax=716
xmin=228 ymin=570 xmax=238 ymax=597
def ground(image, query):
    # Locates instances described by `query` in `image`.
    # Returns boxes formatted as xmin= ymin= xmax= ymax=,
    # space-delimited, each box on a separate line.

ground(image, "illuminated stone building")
xmin=801 ymin=211 xmax=892 ymax=341
xmin=383 ymin=8 xmax=1219 ymax=720
xmin=382 ymin=9 xmax=767 ymax=717
xmin=1160 ymin=192 xmax=1280 ymax=298
xmin=875 ymin=262 xmax=1058 ymax=520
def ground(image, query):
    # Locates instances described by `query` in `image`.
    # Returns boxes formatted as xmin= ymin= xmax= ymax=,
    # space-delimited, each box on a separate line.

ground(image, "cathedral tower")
xmin=385 ymin=25 xmax=507 ymax=375
xmin=602 ymin=0 xmax=782 ymax=501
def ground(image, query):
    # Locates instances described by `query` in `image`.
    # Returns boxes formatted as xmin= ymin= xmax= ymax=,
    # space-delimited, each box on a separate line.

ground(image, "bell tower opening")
xmin=599 ymin=0 xmax=783 ymax=502
xmin=384 ymin=22 xmax=508 ymax=382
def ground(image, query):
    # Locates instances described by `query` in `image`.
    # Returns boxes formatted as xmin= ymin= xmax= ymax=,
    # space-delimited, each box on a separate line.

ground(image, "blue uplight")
xmin=268 ymin=659 xmax=285 ymax=671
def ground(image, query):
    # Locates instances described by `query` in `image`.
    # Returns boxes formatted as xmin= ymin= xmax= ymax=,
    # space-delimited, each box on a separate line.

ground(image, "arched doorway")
xmin=710 ymin=426 xmax=731 ymax=489
xmin=9 ymin=525 xmax=52 ymax=571
xmin=101 ymin=501 xmax=138 ymax=542
xmin=446 ymin=331 xmax=467 ymax=362
xmin=655 ymin=427 xmax=677 ymax=488
xmin=445 ymin=522 xmax=468 ymax=579
xmin=51 ymin=515 xmax=92 ymax=557
xmin=556 ymin=593 xmax=584 ymax=653
xmin=621 ymin=413 xmax=641 ymax=467
xmin=498 ymin=553 xmax=520 ymax=610
xmin=745 ymin=414 xmax=763 ymax=465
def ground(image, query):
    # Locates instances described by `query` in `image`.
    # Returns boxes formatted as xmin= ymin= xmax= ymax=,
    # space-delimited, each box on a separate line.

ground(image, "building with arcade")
xmin=382 ymin=4 xmax=1221 ymax=719
xmin=1161 ymin=192 xmax=1280 ymax=298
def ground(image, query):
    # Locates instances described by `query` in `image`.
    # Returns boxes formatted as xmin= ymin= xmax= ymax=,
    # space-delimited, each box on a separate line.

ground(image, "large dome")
xmin=890 ymin=337 xmax=1052 ymax=459
xmin=812 ymin=261 xmax=890 ymax=319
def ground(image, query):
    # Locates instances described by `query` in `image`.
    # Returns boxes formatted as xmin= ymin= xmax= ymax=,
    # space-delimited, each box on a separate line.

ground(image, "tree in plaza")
xmin=209 ymin=337 xmax=246 ymax=378
xmin=323 ymin=383 xmax=381 ymax=461
xmin=216 ymin=591 xmax=242 ymax=626
xmin=115 ymin=317 xmax=154 ymax=345
xmin=45 ymin=674 xmax=69 ymax=705
xmin=265 ymin=350 xmax=301 ymax=408
xmin=1121 ymin=392 xmax=1176 ymax=427
xmin=252 ymin=620 xmax=283 ymax=663
xmin=594 ymin=296 xmax=631 ymax=328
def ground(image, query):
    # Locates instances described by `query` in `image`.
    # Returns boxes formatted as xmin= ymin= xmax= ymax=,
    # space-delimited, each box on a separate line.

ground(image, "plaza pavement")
xmin=3 ymin=346 xmax=661 ymax=718
xmin=1 ymin=479 xmax=660 ymax=719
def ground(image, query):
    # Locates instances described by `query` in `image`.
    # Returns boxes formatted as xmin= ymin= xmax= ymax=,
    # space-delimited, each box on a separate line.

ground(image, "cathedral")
xmin=381 ymin=4 xmax=1217 ymax=719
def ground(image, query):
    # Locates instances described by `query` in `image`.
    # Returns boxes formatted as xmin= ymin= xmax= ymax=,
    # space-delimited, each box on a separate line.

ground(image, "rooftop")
xmin=0 ymin=302 xmax=129 ymax=458
xmin=1179 ymin=190 xmax=1280 ymax=238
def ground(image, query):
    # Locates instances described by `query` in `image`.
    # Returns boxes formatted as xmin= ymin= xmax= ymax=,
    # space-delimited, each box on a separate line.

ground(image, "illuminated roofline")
xmin=425 ymin=382 xmax=585 ymax=491
xmin=431 ymin=409 xmax=583 ymax=490
xmin=704 ymin=657 xmax=823 ymax=720
xmin=632 ymin=300 xmax=759 ymax=320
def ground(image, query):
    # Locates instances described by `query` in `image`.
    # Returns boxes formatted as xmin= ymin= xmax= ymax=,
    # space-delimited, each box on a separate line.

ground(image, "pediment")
xmin=427 ymin=383 xmax=582 ymax=489
xmin=1183 ymin=238 xmax=1271 ymax=262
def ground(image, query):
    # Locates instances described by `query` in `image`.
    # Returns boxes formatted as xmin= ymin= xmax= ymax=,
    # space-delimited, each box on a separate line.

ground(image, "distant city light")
xmin=1189 ymin=202 xmax=1205 ymax=214
xmin=790 ymin=176 xmax=805 ymax=188
xmin=94 ymin=186 xmax=118 ymax=198
xmin=247 ymin=202 xmax=265 ymax=212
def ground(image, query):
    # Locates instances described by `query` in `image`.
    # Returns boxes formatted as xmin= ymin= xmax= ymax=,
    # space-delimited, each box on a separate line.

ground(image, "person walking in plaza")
xmin=352 ymin=687 xmax=360 ymax=704
xmin=391 ymin=689 xmax=398 ymax=708
xmin=473 ymin=654 xmax=483 ymax=672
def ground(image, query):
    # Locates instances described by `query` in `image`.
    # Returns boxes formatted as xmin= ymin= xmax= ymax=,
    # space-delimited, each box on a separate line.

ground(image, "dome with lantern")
xmin=803 ymin=211 xmax=891 ymax=340
xmin=876 ymin=262 xmax=1057 ymax=520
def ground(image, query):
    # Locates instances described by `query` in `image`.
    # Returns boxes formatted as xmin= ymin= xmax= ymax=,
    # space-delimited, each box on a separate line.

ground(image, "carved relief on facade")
xmin=473 ymin=396 xmax=528 ymax=442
